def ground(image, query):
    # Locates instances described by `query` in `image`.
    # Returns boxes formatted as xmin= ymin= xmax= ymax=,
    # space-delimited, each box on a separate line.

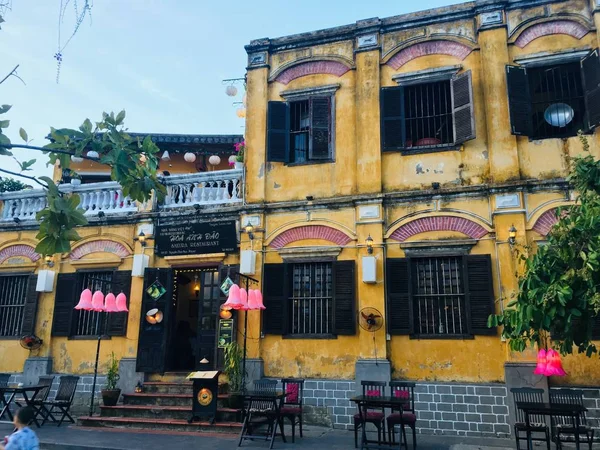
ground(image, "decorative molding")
xmin=280 ymin=84 xmax=341 ymax=101
xmin=278 ymin=246 xmax=342 ymax=262
xmin=392 ymin=65 xmax=462 ymax=86
xmin=273 ymin=61 xmax=351 ymax=85
xmin=356 ymin=33 xmax=378 ymax=49
xmin=269 ymin=225 xmax=353 ymax=249
xmin=532 ymin=208 xmax=561 ymax=236
xmin=358 ymin=205 xmax=380 ymax=220
xmin=248 ymin=52 xmax=267 ymax=67
xmin=495 ymin=193 xmax=521 ymax=209
xmin=400 ymin=239 xmax=478 ymax=257
xmin=164 ymin=253 xmax=226 ymax=266
xmin=389 ymin=216 xmax=488 ymax=242
xmin=479 ymin=11 xmax=503 ymax=28
xmin=70 ymin=240 xmax=131 ymax=260
xmin=514 ymin=20 xmax=589 ymax=49
xmin=386 ymin=40 xmax=473 ymax=70
xmin=0 ymin=245 xmax=41 ymax=264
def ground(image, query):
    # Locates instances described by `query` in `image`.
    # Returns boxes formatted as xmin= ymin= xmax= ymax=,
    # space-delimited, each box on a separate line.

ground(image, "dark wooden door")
xmin=195 ymin=270 xmax=220 ymax=370
xmin=136 ymin=268 xmax=174 ymax=373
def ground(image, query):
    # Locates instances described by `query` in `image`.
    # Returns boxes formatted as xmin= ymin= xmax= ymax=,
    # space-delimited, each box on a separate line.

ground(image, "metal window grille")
xmin=413 ymin=257 xmax=467 ymax=336
xmin=290 ymin=262 xmax=333 ymax=335
xmin=74 ymin=271 xmax=112 ymax=336
xmin=290 ymin=100 xmax=310 ymax=163
xmin=404 ymin=81 xmax=454 ymax=148
xmin=0 ymin=276 xmax=29 ymax=337
xmin=529 ymin=62 xmax=585 ymax=139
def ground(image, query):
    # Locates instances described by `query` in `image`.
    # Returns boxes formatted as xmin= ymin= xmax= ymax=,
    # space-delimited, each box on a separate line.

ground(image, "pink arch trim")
xmin=386 ymin=40 xmax=473 ymax=70
xmin=70 ymin=240 xmax=131 ymax=260
xmin=270 ymin=225 xmax=352 ymax=249
xmin=0 ymin=245 xmax=41 ymax=264
xmin=274 ymin=61 xmax=350 ymax=85
xmin=532 ymin=208 xmax=563 ymax=236
xmin=390 ymin=216 xmax=488 ymax=242
xmin=515 ymin=20 xmax=589 ymax=48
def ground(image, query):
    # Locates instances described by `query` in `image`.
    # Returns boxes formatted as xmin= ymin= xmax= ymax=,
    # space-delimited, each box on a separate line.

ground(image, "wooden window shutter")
xmin=465 ymin=255 xmax=496 ymax=335
xmin=107 ymin=270 xmax=132 ymax=336
xmin=581 ymin=49 xmax=600 ymax=131
xmin=52 ymin=273 xmax=79 ymax=336
xmin=380 ymin=86 xmax=405 ymax=151
xmin=451 ymin=70 xmax=476 ymax=144
xmin=20 ymin=274 xmax=39 ymax=336
xmin=333 ymin=260 xmax=356 ymax=335
xmin=386 ymin=258 xmax=412 ymax=335
xmin=310 ymin=97 xmax=332 ymax=160
xmin=262 ymin=264 xmax=287 ymax=335
xmin=267 ymin=101 xmax=290 ymax=163
xmin=506 ymin=65 xmax=532 ymax=136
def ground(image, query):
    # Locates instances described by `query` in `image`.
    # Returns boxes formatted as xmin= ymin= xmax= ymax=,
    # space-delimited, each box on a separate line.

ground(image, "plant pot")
xmin=227 ymin=392 xmax=244 ymax=409
xmin=70 ymin=178 xmax=81 ymax=186
xmin=234 ymin=161 xmax=244 ymax=170
xmin=101 ymin=389 xmax=121 ymax=406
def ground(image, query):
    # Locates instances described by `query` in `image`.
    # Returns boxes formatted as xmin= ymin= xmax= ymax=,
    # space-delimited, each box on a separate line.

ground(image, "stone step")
xmin=122 ymin=392 xmax=230 ymax=408
xmin=77 ymin=416 xmax=242 ymax=434
xmin=100 ymin=405 xmax=241 ymax=422
xmin=142 ymin=382 xmax=193 ymax=394
xmin=145 ymin=372 xmax=192 ymax=383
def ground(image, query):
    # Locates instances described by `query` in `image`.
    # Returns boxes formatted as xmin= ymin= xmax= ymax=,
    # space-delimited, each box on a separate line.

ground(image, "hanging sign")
xmin=155 ymin=220 xmax=237 ymax=256
xmin=217 ymin=319 xmax=234 ymax=348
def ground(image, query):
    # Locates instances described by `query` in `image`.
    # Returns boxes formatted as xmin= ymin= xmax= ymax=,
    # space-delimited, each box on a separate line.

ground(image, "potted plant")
xmin=223 ymin=342 xmax=244 ymax=409
xmin=231 ymin=141 xmax=245 ymax=169
xmin=101 ymin=352 xmax=121 ymax=407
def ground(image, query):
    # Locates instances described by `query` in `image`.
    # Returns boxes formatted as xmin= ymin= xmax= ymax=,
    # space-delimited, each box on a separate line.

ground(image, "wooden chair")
xmin=0 ymin=374 xmax=10 ymax=387
xmin=550 ymin=388 xmax=594 ymax=450
xmin=280 ymin=378 xmax=304 ymax=442
xmin=16 ymin=376 xmax=55 ymax=424
xmin=42 ymin=376 xmax=79 ymax=426
xmin=387 ymin=381 xmax=417 ymax=449
xmin=510 ymin=387 xmax=551 ymax=450
xmin=354 ymin=380 xmax=386 ymax=448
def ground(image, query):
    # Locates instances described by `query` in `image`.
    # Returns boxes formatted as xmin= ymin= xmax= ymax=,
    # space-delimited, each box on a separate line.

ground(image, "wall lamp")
xmin=135 ymin=231 xmax=153 ymax=247
xmin=508 ymin=225 xmax=517 ymax=246
xmin=44 ymin=255 xmax=54 ymax=268
xmin=244 ymin=222 xmax=255 ymax=240
xmin=366 ymin=235 xmax=374 ymax=255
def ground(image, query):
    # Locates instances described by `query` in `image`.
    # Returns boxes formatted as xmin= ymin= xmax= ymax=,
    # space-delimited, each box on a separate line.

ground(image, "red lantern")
xmin=104 ymin=293 xmax=118 ymax=313
xmin=533 ymin=349 xmax=547 ymax=375
xmin=75 ymin=289 xmax=93 ymax=311
xmin=91 ymin=290 xmax=105 ymax=312
xmin=115 ymin=293 xmax=128 ymax=312
xmin=544 ymin=349 xmax=567 ymax=377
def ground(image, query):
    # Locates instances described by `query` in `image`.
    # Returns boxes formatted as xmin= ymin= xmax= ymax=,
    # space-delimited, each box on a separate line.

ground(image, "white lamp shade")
xmin=184 ymin=152 xmax=197 ymax=163
xmin=70 ymin=155 xmax=84 ymax=163
xmin=87 ymin=150 xmax=99 ymax=159
xmin=208 ymin=155 xmax=221 ymax=166
xmin=161 ymin=151 xmax=171 ymax=161
xmin=225 ymin=85 xmax=238 ymax=97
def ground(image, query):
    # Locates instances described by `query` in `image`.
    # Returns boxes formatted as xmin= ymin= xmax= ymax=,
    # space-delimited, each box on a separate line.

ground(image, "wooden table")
xmin=516 ymin=401 xmax=587 ymax=450
xmin=238 ymin=391 xmax=286 ymax=449
xmin=351 ymin=395 xmax=409 ymax=450
xmin=0 ymin=385 xmax=44 ymax=427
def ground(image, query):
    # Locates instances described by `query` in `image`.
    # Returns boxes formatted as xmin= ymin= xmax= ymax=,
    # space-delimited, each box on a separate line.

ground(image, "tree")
xmin=490 ymin=133 xmax=600 ymax=358
xmin=0 ymin=176 xmax=27 ymax=192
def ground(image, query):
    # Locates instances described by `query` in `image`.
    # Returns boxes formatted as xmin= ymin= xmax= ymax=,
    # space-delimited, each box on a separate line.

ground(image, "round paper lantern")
xmin=184 ymin=152 xmax=197 ymax=163
xmin=236 ymin=108 xmax=246 ymax=118
xmin=87 ymin=150 xmax=99 ymax=159
xmin=225 ymin=85 xmax=238 ymax=97
xmin=208 ymin=155 xmax=221 ymax=166
xmin=545 ymin=103 xmax=574 ymax=128
xmin=71 ymin=155 xmax=84 ymax=163
xmin=228 ymin=155 xmax=237 ymax=164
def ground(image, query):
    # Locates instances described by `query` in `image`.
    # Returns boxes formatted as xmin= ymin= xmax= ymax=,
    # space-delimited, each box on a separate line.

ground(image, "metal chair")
xmin=42 ymin=376 xmax=79 ymax=426
xmin=280 ymin=378 xmax=304 ymax=442
xmin=16 ymin=376 xmax=55 ymax=424
xmin=254 ymin=379 xmax=277 ymax=393
xmin=0 ymin=374 xmax=10 ymax=387
xmin=510 ymin=387 xmax=551 ymax=450
xmin=240 ymin=380 xmax=283 ymax=449
xmin=550 ymin=388 xmax=594 ymax=450
xmin=387 ymin=381 xmax=416 ymax=449
xmin=354 ymin=380 xmax=386 ymax=448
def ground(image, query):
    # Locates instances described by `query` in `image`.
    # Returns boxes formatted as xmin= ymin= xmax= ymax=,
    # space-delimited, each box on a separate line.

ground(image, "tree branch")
xmin=0 ymin=167 xmax=48 ymax=188
xmin=1 ymin=143 xmax=99 ymax=162
xmin=0 ymin=64 xmax=19 ymax=85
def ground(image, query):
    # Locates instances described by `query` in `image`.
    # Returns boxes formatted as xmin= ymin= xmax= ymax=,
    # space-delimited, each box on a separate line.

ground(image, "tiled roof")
xmin=129 ymin=133 xmax=243 ymax=145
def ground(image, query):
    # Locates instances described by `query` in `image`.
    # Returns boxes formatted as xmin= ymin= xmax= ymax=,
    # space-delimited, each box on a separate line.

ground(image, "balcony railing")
xmin=0 ymin=169 xmax=244 ymax=223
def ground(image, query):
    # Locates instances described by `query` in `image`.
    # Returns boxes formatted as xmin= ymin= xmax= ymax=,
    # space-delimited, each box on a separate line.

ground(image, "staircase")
xmin=78 ymin=373 xmax=242 ymax=434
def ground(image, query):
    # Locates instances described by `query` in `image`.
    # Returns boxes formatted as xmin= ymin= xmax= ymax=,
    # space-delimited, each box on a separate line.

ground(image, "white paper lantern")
xmin=87 ymin=150 xmax=99 ymax=159
xmin=161 ymin=151 xmax=170 ymax=161
xmin=236 ymin=108 xmax=246 ymax=118
xmin=225 ymin=85 xmax=238 ymax=97
xmin=208 ymin=155 xmax=221 ymax=166
xmin=70 ymin=155 xmax=84 ymax=163
xmin=228 ymin=155 xmax=237 ymax=164
xmin=184 ymin=152 xmax=197 ymax=163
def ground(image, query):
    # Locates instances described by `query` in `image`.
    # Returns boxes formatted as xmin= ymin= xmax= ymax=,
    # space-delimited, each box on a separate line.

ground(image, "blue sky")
xmin=1 ymin=0 xmax=458 ymax=178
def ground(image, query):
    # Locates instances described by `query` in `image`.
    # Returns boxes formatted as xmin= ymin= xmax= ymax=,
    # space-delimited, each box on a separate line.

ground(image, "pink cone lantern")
xmin=104 ymin=293 xmax=118 ymax=313
xmin=544 ymin=349 xmax=567 ymax=376
xmin=221 ymin=284 xmax=243 ymax=310
xmin=533 ymin=349 xmax=547 ymax=375
xmin=255 ymin=289 xmax=266 ymax=310
xmin=237 ymin=288 xmax=249 ymax=311
xmin=115 ymin=292 xmax=129 ymax=312
xmin=75 ymin=289 xmax=93 ymax=311
xmin=91 ymin=290 xmax=105 ymax=312
xmin=247 ymin=289 xmax=259 ymax=310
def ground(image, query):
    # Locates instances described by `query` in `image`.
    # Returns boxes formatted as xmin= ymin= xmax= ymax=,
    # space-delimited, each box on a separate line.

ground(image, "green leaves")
xmin=19 ymin=128 xmax=28 ymax=142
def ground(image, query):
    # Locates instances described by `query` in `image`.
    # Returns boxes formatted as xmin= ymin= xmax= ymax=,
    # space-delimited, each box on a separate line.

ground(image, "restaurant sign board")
xmin=155 ymin=220 xmax=237 ymax=256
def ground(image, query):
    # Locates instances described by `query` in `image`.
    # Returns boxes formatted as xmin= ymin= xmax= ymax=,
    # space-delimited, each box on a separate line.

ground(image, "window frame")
xmin=287 ymin=96 xmax=335 ymax=165
xmin=0 ymin=274 xmax=32 ymax=339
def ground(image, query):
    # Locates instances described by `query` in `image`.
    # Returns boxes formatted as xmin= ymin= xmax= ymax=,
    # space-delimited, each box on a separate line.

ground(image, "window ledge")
xmin=283 ymin=334 xmax=337 ymax=340
xmin=286 ymin=159 xmax=335 ymax=167
xmin=409 ymin=334 xmax=474 ymax=340
xmin=400 ymin=145 xmax=461 ymax=155
xmin=514 ymin=48 xmax=591 ymax=68
xmin=0 ymin=336 xmax=21 ymax=340
xmin=68 ymin=335 xmax=112 ymax=341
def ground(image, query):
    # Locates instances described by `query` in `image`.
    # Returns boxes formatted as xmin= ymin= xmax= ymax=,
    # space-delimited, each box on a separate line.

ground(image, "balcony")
xmin=0 ymin=169 xmax=244 ymax=223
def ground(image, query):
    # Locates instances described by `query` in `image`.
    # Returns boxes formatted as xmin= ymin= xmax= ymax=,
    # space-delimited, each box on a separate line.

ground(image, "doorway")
xmin=168 ymin=268 xmax=221 ymax=371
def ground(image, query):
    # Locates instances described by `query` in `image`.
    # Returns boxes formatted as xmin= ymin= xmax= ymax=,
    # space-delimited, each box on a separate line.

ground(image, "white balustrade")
xmin=161 ymin=169 xmax=243 ymax=208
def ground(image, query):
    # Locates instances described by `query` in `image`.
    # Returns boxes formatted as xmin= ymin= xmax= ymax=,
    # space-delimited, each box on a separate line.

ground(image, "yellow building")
xmin=2 ymin=0 xmax=600 ymax=437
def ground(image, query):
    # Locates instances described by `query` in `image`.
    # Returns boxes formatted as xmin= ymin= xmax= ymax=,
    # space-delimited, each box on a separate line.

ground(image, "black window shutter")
xmin=52 ymin=273 xmax=79 ymax=336
xmin=451 ymin=70 xmax=476 ymax=144
xmin=20 ymin=274 xmax=39 ymax=336
xmin=267 ymin=101 xmax=290 ymax=163
xmin=386 ymin=258 xmax=412 ymax=335
xmin=107 ymin=270 xmax=132 ymax=336
xmin=262 ymin=264 xmax=287 ymax=335
xmin=380 ymin=86 xmax=405 ymax=151
xmin=591 ymin=314 xmax=600 ymax=340
xmin=333 ymin=260 xmax=356 ymax=335
xmin=465 ymin=255 xmax=496 ymax=335
xmin=506 ymin=65 xmax=532 ymax=136
xmin=581 ymin=49 xmax=600 ymax=131
xmin=310 ymin=97 xmax=332 ymax=160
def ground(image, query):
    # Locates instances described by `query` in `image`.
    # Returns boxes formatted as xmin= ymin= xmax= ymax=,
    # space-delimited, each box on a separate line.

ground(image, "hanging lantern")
xmin=247 ymin=289 xmax=260 ymax=310
xmin=255 ymin=290 xmax=266 ymax=310
xmin=104 ymin=293 xmax=118 ymax=313
xmin=184 ymin=152 xmax=197 ymax=163
xmin=228 ymin=155 xmax=237 ymax=164
xmin=236 ymin=108 xmax=246 ymax=118
xmin=544 ymin=349 xmax=567 ymax=376
xmin=115 ymin=292 xmax=128 ymax=312
xmin=238 ymin=288 xmax=249 ymax=311
xmin=71 ymin=155 xmax=84 ymax=163
xmin=225 ymin=85 xmax=238 ymax=97
xmin=146 ymin=308 xmax=163 ymax=324
xmin=208 ymin=155 xmax=221 ymax=166
xmin=74 ymin=289 xmax=93 ymax=311
xmin=221 ymin=284 xmax=243 ymax=310
xmin=91 ymin=290 xmax=105 ymax=312
xmin=87 ymin=150 xmax=99 ymax=159
xmin=161 ymin=151 xmax=171 ymax=162
xmin=533 ymin=349 xmax=547 ymax=375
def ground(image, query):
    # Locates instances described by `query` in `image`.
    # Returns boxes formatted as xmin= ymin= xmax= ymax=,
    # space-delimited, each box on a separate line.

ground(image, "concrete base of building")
xmin=118 ymin=358 xmax=144 ymax=395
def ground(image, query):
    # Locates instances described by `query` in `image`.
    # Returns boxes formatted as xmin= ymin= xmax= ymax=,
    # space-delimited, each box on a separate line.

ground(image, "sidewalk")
xmin=0 ymin=423 xmax=517 ymax=450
